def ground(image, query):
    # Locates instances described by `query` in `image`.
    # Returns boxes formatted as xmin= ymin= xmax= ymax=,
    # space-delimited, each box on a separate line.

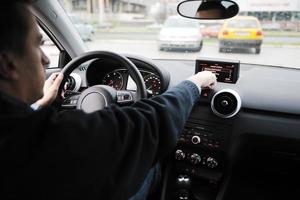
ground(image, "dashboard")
xmin=152 ymin=58 xmax=300 ymax=200
xmin=62 ymin=54 xmax=300 ymax=200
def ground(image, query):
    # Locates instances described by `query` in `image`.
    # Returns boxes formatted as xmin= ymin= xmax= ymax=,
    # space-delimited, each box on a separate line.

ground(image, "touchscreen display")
xmin=196 ymin=59 xmax=239 ymax=83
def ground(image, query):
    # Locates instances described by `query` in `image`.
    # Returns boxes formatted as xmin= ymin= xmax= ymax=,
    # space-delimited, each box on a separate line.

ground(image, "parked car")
xmin=158 ymin=15 xmax=203 ymax=51
xmin=68 ymin=14 xmax=95 ymax=41
xmin=218 ymin=16 xmax=263 ymax=54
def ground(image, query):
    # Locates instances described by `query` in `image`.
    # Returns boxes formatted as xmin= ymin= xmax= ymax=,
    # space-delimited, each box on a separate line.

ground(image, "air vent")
xmin=65 ymin=76 xmax=76 ymax=91
xmin=65 ymin=73 xmax=82 ymax=92
xmin=211 ymin=89 xmax=241 ymax=118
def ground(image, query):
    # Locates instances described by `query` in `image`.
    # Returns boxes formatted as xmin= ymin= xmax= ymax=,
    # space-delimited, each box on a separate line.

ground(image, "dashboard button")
xmin=207 ymin=157 xmax=218 ymax=168
xmin=190 ymin=153 xmax=201 ymax=165
xmin=191 ymin=136 xmax=201 ymax=144
xmin=175 ymin=150 xmax=185 ymax=161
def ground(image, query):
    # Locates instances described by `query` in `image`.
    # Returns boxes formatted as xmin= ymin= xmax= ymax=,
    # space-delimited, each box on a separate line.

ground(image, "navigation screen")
xmin=195 ymin=59 xmax=240 ymax=83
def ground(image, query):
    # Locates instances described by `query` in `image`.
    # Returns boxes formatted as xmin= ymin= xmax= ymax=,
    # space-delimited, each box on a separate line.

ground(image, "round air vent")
xmin=65 ymin=76 xmax=76 ymax=91
xmin=211 ymin=89 xmax=241 ymax=118
xmin=65 ymin=73 xmax=81 ymax=92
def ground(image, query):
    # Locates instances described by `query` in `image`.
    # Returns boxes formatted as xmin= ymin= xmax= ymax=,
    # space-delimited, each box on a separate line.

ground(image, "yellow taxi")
xmin=218 ymin=16 xmax=263 ymax=54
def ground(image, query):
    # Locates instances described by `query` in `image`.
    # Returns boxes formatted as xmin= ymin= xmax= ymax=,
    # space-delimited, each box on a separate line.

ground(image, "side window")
xmin=39 ymin=26 xmax=60 ymax=68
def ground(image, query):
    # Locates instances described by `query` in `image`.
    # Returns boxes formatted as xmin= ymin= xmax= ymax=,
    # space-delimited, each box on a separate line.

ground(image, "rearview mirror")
xmin=177 ymin=0 xmax=239 ymax=20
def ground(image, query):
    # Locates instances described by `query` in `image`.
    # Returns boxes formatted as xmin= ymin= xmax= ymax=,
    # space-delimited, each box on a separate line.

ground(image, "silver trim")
xmin=70 ymin=73 xmax=82 ymax=92
xmin=211 ymin=89 xmax=242 ymax=118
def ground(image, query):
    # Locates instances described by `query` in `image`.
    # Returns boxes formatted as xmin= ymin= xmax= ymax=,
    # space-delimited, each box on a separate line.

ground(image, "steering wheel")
xmin=59 ymin=51 xmax=147 ymax=113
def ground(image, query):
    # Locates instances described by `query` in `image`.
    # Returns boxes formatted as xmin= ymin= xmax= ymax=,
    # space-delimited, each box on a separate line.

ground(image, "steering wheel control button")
xmin=191 ymin=136 xmax=201 ymax=145
xmin=175 ymin=150 xmax=186 ymax=161
xmin=117 ymin=91 xmax=133 ymax=104
xmin=70 ymin=99 xmax=77 ymax=105
xmin=190 ymin=153 xmax=201 ymax=165
xmin=62 ymin=94 xmax=80 ymax=108
xmin=211 ymin=89 xmax=241 ymax=118
xmin=206 ymin=157 xmax=218 ymax=169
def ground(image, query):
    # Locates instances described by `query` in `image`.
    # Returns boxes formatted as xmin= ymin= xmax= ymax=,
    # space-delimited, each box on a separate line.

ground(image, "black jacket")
xmin=0 ymin=80 xmax=199 ymax=200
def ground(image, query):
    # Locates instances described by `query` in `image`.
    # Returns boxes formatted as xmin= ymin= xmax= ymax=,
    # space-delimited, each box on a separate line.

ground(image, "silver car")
xmin=158 ymin=15 xmax=203 ymax=51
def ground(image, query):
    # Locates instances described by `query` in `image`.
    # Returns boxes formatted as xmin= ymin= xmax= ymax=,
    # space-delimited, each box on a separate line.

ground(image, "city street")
xmin=42 ymin=38 xmax=300 ymax=69
xmin=87 ymin=40 xmax=300 ymax=69
xmin=95 ymin=31 xmax=300 ymax=44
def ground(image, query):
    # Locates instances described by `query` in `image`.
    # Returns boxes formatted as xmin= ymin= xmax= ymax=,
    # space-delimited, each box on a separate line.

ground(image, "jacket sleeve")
xmin=40 ymin=80 xmax=200 ymax=199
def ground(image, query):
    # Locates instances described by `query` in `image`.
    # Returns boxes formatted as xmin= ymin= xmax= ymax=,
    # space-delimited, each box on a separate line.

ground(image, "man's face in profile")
xmin=12 ymin=11 xmax=50 ymax=104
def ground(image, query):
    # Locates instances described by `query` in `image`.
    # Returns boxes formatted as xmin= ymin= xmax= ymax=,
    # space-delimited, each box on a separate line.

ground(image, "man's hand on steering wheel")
xmin=35 ymin=73 xmax=64 ymax=108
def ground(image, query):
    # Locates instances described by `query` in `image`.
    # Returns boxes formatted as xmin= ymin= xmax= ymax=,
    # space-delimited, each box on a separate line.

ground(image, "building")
xmin=59 ymin=0 xmax=152 ymax=14
xmin=236 ymin=0 xmax=300 ymax=21
xmin=59 ymin=0 xmax=300 ymax=30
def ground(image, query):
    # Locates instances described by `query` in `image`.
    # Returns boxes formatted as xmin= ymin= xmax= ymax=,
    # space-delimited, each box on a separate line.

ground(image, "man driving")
xmin=0 ymin=0 xmax=216 ymax=199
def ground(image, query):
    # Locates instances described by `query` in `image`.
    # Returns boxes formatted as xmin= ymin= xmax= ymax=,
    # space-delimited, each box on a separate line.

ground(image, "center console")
xmin=163 ymin=119 xmax=232 ymax=200
xmin=162 ymin=58 xmax=240 ymax=200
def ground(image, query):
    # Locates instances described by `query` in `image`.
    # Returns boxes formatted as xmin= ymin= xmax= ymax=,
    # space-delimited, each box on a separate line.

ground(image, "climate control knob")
xmin=175 ymin=150 xmax=185 ymax=161
xmin=207 ymin=157 xmax=218 ymax=168
xmin=190 ymin=153 xmax=201 ymax=165
xmin=191 ymin=136 xmax=201 ymax=144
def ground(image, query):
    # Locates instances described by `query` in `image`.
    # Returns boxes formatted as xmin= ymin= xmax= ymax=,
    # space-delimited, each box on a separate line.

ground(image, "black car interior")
xmin=38 ymin=0 xmax=300 ymax=200
xmin=60 ymin=54 xmax=300 ymax=200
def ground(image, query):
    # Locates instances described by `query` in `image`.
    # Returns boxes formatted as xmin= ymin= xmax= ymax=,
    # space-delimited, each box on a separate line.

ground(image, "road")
xmin=96 ymin=31 xmax=300 ymax=44
xmin=42 ymin=39 xmax=300 ymax=69
xmin=87 ymin=40 xmax=300 ymax=69
xmin=264 ymin=36 xmax=300 ymax=44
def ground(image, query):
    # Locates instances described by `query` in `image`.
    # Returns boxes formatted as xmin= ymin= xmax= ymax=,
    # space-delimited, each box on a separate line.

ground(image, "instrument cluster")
xmin=85 ymin=56 xmax=169 ymax=97
xmin=101 ymin=69 xmax=162 ymax=97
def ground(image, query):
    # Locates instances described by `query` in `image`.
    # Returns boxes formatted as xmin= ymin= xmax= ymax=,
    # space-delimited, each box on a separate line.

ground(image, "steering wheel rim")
xmin=59 ymin=51 xmax=147 ymax=110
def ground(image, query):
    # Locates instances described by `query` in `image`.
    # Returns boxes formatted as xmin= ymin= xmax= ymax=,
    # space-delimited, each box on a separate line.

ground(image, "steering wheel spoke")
xmin=117 ymin=90 xmax=135 ymax=105
xmin=61 ymin=94 xmax=81 ymax=108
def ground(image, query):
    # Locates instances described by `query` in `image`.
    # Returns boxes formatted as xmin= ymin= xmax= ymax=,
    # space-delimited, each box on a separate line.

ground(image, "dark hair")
xmin=0 ymin=0 xmax=33 ymax=56
xmin=197 ymin=1 xmax=226 ymax=12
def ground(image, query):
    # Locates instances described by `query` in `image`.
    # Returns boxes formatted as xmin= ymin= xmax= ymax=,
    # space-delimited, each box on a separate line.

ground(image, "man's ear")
xmin=0 ymin=53 xmax=19 ymax=80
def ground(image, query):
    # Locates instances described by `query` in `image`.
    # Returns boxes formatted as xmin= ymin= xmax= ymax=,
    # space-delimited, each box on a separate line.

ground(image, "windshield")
xmin=59 ymin=0 xmax=300 ymax=69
